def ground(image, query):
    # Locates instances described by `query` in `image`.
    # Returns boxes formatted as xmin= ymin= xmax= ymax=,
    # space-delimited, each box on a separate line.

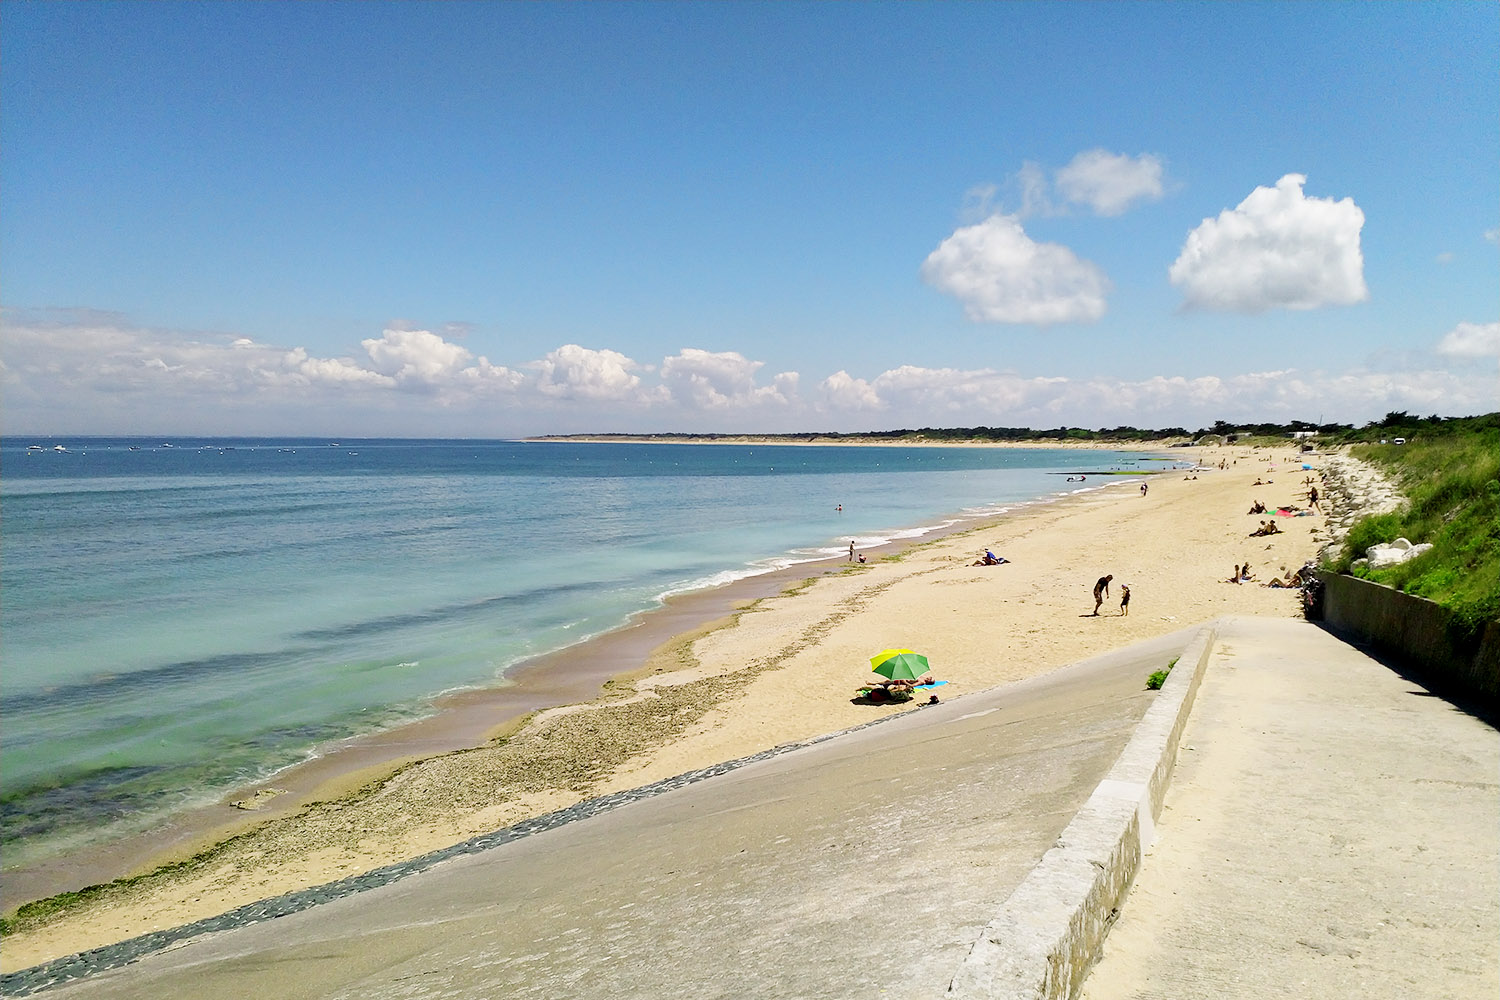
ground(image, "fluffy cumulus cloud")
xmin=819 ymin=370 xmax=883 ymax=410
xmin=920 ymin=215 xmax=1110 ymax=325
xmin=1436 ymin=321 xmax=1500 ymax=360
xmin=280 ymin=347 xmax=395 ymax=387
xmin=659 ymin=348 xmax=797 ymax=409
xmin=1169 ymin=174 xmax=1368 ymax=313
xmin=1054 ymin=150 xmax=1165 ymax=216
xmin=362 ymin=328 xmax=474 ymax=382
xmin=532 ymin=344 xmax=647 ymax=401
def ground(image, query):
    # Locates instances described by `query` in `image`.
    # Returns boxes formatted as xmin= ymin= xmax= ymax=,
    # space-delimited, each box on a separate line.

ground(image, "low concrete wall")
xmin=946 ymin=625 xmax=1217 ymax=1000
xmin=1318 ymin=571 xmax=1499 ymax=706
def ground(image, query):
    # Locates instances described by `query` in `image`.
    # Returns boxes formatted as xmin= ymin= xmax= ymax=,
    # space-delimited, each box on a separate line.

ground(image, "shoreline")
xmin=1 ymin=455 xmax=1150 ymax=912
xmin=3 ymin=442 xmax=1337 ymax=971
xmin=526 ymin=435 xmax=1188 ymax=450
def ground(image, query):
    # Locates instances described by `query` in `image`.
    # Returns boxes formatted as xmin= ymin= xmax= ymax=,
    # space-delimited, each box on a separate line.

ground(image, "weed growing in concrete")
xmin=1146 ymin=656 xmax=1179 ymax=690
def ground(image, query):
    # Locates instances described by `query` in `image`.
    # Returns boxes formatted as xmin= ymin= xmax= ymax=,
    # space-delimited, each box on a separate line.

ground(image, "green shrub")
xmin=1335 ymin=513 xmax=1405 ymax=570
xmin=1146 ymin=657 xmax=1178 ymax=690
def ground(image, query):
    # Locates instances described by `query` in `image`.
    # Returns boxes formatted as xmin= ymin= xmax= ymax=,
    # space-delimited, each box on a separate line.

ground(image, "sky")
xmin=3 ymin=0 xmax=1496 ymax=438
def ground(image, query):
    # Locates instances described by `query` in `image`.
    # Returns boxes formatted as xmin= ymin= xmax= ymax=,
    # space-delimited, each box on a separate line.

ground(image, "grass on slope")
xmin=1332 ymin=424 xmax=1500 ymax=635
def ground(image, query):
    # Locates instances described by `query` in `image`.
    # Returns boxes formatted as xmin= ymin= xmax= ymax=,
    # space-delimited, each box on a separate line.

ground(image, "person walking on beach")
xmin=848 ymin=540 xmax=855 ymax=562
xmin=1119 ymin=584 xmax=1131 ymax=616
xmin=1092 ymin=574 xmax=1113 ymax=615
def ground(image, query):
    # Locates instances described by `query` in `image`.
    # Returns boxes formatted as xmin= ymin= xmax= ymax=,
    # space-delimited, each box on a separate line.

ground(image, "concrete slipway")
xmin=9 ymin=617 xmax=1497 ymax=999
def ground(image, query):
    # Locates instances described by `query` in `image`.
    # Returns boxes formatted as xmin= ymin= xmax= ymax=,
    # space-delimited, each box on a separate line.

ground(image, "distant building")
xmin=1288 ymin=431 xmax=1319 ymax=439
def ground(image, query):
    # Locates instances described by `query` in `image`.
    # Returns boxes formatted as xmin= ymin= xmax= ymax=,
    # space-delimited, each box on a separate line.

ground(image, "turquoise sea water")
xmin=1 ymin=437 xmax=1156 ymax=867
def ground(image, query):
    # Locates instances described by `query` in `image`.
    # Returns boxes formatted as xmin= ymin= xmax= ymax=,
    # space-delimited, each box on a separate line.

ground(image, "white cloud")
xmin=1485 ymin=228 xmax=1499 ymax=245
xmin=1055 ymin=149 xmax=1165 ymax=216
xmin=1436 ymin=320 xmax=1500 ymax=359
xmin=1169 ymin=174 xmax=1368 ymax=313
xmin=532 ymin=344 xmax=646 ymax=401
xmin=281 ymin=347 xmax=395 ymax=387
xmin=819 ymin=370 xmax=882 ymax=410
xmin=455 ymin=357 xmax=527 ymax=391
xmin=4 ymin=311 xmax=1493 ymax=437
xmin=659 ymin=348 xmax=796 ymax=409
xmin=991 ymin=150 xmax=1165 ymax=218
xmin=920 ymin=214 xmax=1110 ymax=325
xmin=362 ymin=328 xmax=474 ymax=382
xmin=814 ymin=361 xmax=1494 ymax=430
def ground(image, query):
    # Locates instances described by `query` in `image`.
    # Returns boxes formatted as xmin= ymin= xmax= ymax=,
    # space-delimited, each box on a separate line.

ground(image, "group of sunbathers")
xmin=859 ymin=674 xmax=938 ymax=704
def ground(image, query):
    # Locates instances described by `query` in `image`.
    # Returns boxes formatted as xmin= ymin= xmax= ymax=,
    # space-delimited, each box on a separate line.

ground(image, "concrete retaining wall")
xmin=946 ymin=625 xmax=1217 ymax=1000
xmin=1318 ymin=571 xmax=1499 ymax=706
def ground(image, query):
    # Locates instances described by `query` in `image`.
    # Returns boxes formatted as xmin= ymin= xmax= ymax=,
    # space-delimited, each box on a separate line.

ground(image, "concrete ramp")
xmin=20 ymin=629 xmax=1200 ymax=1000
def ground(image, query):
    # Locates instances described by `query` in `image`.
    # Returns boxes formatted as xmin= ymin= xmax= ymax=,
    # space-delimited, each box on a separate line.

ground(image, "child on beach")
xmin=1119 ymin=585 xmax=1131 ymax=615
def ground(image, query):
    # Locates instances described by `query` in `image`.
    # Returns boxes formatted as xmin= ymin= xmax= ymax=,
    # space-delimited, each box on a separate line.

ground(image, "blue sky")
xmin=3 ymin=1 xmax=1496 ymax=437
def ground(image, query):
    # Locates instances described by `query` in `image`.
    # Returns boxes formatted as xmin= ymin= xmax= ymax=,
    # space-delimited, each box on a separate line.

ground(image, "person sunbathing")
xmin=1267 ymin=565 xmax=1312 ymax=588
xmin=1247 ymin=500 xmax=1267 ymax=514
xmin=1250 ymin=520 xmax=1281 ymax=537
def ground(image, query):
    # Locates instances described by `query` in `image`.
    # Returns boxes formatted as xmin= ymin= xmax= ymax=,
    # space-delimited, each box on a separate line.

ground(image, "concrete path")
xmin=18 ymin=618 xmax=1496 ymax=999
xmin=29 ymin=630 xmax=1195 ymax=1000
xmin=1080 ymin=616 xmax=1499 ymax=1000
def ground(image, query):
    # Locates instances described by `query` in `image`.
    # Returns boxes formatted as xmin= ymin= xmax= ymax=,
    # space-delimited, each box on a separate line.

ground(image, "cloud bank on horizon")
xmin=2 ymin=3 xmax=1495 ymax=437
xmin=3 ymin=308 xmax=1492 ymax=438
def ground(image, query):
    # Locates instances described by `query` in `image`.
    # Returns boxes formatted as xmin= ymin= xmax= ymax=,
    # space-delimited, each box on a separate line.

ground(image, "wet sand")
xmin=1 ymin=442 xmax=1335 ymax=971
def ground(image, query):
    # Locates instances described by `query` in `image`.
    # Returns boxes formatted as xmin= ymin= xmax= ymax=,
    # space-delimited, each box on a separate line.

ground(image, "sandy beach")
xmin=2 ymin=442 xmax=1337 ymax=971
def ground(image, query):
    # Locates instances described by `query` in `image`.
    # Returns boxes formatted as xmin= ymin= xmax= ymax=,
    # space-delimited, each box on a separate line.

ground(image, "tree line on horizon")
xmin=564 ymin=412 xmax=1498 ymax=447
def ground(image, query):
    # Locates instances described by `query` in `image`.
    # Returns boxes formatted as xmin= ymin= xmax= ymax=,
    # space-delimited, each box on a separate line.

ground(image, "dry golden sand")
xmin=2 ymin=444 xmax=1328 ymax=971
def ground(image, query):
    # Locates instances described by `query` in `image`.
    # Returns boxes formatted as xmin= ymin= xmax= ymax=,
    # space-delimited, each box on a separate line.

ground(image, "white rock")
xmin=1364 ymin=539 xmax=1433 ymax=569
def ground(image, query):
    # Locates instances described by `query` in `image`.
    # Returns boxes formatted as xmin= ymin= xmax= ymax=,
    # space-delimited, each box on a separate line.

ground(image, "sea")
xmin=1 ymin=437 xmax=1162 ymax=871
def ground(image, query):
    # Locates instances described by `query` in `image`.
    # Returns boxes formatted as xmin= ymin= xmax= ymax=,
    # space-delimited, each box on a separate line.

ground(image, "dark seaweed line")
xmin=1 ymin=710 xmax=905 ymax=996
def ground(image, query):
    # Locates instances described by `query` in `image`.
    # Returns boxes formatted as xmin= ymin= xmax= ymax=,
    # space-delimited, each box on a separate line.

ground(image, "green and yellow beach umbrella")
xmin=870 ymin=648 xmax=929 ymax=681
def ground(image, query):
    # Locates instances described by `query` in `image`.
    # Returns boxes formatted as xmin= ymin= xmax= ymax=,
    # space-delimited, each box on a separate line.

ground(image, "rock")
xmin=1364 ymin=539 xmax=1433 ymax=569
